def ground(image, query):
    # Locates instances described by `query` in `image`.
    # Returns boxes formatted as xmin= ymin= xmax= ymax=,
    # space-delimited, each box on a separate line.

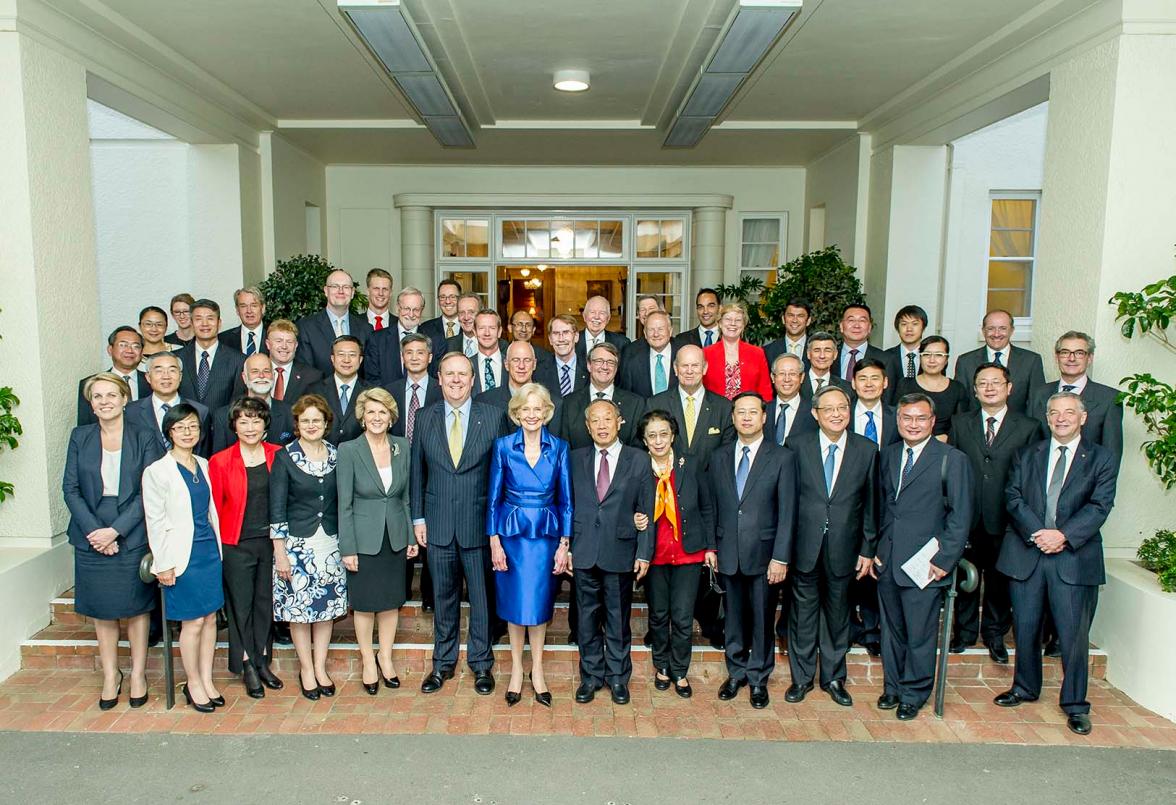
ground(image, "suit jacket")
xmin=361 ymin=321 xmax=408 ymax=389
xmin=646 ymin=388 xmax=733 ymax=469
xmin=798 ymin=373 xmax=855 ymax=403
xmin=469 ymin=347 xmax=511 ymax=396
xmin=143 ymin=453 xmax=222 ymax=577
xmin=217 ymin=325 xmax=268 ymax=356
xmin=548 ymin=355 xmax=590 ymax=398
xmin=306 ymin=376 xmax=373 ymax=446
xmin=559 ymin=386 xmax=646 ymax=450
xmin=884 ymin=344 xmax=922 ymax=382
xmin=672 ymin=326 xmax=719 ymax=350
xmin=767 ymin=397 xmax=816 ymax=447
xmin=295 ymin=310 xmax=373 ymax=376
xmin=76 ymin=371 xmax=152 ymax=426
xmin=420 ymin=315 xmax=459 ymax=352
xmin=273 ymin=360 xmax=323 ymax=404
xmin=656 ymin=457 xmax=716 ymax=555
xmin=211 ymin=397 xmax=295 ymax=453
xmin=176 ymin=341 xmax=246 ymax=412
xmin=62 ymin=422 xmax=163 ymax=552
xmin=848 ymin=403 xmax=901 ymax=449
xmin=701 ymin=341 xmax=773 ymax=402
xmin=877 ymin=438 xmax=973 ymax=588
xmin=530 ymin=350 xmax=563 ymax=399
xmin=948 ymin=409 xmax=1040 ymax=535
xmin=617 ymin=340 xmax=678 ymax=398
xmin=1027 ymin=379 xmax=1123 ymax=466
xmin=410 ymin=399 xmax=510 ymax=549
xmin=790 ymin=430 xmax=879 ymax=576
xmin=207 ymin=441 xmax=281 ymax=545
xmin=124 ymin=395 xmax=212 ymax=458
xmin=388 ymin=376 xmax=442 ymax=439
xmin=268 ymin=442 xmax=339 ymax=539
xmin=574 ymin=330 xmax=632 ymax=368
xmin=762 ymin=337 xmax=810 ymax=374
xmin=953 ymin=344 xmax=1044 ymax=413
xmin=997 ymin=438 xmax=1117 ymax=586
xmin=337 ymin=435 xmax=413 ymax=556
xmin=709 ymin=440 xmax=798 ymax=576
xmin=831 ymin=343 xmax=900 ymax=405
xmin=475 ymin=383 xmax=565 ymax=437
xmin=569 ymin=444 xmax=653 ymax=572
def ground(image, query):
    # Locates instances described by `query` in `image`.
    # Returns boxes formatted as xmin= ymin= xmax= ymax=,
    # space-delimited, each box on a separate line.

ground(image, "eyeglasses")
xmin=399 ymin=306 xmax=424 ymax=315
xmin=512 ymin=322 xmax=535 ymax=330
xmin=589 ymin=358 xmax=618 ymax=367
xmin=815 ymin=405 xmax=851 ymax=414
xmin=1056 ymin=349 xmax=1089 ymax=359
xmin=114 ymin=341 xmax=143 ymax=351
xmin=437 ymin=294 xmax=459 ymax=302
xmin=325 ymin=283 xmax=352 ymax=292
xmin=921 ymin=352 xmax=949 ymax=359
xmin=898 ymin=414 xmax=934 ymax=424
xmin=975 ymin=380 xmax=1007 ymax=389
xmin=170 ymin=423 xmax=200 ymax=434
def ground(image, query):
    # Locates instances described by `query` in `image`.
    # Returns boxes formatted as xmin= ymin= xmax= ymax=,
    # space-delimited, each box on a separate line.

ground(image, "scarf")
xmin=652 ymin=453 xmax=680 ymax=541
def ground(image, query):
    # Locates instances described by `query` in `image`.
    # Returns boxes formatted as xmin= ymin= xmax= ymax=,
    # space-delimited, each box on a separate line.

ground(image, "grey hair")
xmin=145 ymin=351 xmax=182 ymax=372
xmin=1054 ymin=330 xmax=1095 ymax=354
xmin=1046 ymin=390 xmax=1086 ymax=413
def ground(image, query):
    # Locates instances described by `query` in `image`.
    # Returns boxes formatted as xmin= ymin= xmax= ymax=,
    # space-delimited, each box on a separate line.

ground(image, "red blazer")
xmin=208 ymin=442 xmax=281 ymax=546
xmin=702 ymin=340 xmax=773 ymax=402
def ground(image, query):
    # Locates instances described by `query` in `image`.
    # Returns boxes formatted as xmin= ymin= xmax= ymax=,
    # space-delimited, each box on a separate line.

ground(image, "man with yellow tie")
xmin=410 ymin=352 xmax=511 ymax=696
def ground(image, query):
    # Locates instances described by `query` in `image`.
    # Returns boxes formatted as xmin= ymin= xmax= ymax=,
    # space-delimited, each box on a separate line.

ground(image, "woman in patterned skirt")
xmin=270 ymin=394 xmax=347 ymax=700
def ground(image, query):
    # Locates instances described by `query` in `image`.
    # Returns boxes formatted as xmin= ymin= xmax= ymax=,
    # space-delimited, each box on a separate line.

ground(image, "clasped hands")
xmin=85 ymin=527 xmax=120 ymax=556
xmin=488 ymin=535 xmax=573 ymax=577
xmin=1031 ymin=528 xmax=1066 ymax=554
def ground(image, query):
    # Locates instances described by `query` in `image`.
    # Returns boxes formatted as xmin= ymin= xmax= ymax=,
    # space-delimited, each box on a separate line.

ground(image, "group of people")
xmin=63 ymin=268 xmax=1121 ymax=737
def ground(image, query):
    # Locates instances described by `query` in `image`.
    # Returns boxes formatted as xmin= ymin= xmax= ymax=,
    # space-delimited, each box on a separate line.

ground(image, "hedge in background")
xmin=260 ymin=254 xmax=369 ymax=324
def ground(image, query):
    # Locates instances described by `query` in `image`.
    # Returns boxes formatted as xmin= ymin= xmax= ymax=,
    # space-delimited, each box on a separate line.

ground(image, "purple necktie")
xmin=596 ymin=449 xmax=610 ymax=501
xmin=406 ymin=383 xmax=421 ymax=443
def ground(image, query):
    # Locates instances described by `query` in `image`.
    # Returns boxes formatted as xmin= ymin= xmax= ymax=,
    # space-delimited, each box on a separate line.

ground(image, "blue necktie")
xmin=703 ymin=330 xmax=714 ymax=347
xmin=775 ymin=402 xmax=788 ymax=445
xmin=339 ymin=384 xmax=350 ymax=415
xmin=196 ymin=350 xmax=210 ymax=400
xmin=736 ymin=445 xmax=750 ymax=498
xmin=993 ymin=350 xmax=1003 ymax=366
xmin=246 ymin=331 xmax=256 ymax=356
xmin=864 ymin=410 xmax=878 ymax=445
xmin=560 ymin=364 xmax=572 ymax=397
xmin=653 ymin=354 xmax=667 ymax=394
xmin=484 ymin=357 xmax=495 ymax=390
xmin=824 ymin=444 xmax=838 ymax=495
xmin=897 ymin=447 xmax=915 ymax=498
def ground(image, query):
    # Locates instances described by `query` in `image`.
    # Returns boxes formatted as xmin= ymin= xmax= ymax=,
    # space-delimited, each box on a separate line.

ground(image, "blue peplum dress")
xmin=486 ymin=427 xmax=573 ymax=626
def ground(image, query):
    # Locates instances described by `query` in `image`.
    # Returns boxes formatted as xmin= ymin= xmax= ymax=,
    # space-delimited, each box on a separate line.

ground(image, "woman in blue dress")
xmin=487 ymin=383 xmax=573 ymax=707
xmin=142 ymin=403 xmax=225 ymax=713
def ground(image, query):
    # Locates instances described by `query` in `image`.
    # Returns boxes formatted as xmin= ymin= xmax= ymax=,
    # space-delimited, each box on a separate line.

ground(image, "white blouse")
xmin=377 ymin=464 xmax=393 ymax=493
xmin=100 ymin=448 xmax=122 ymax=496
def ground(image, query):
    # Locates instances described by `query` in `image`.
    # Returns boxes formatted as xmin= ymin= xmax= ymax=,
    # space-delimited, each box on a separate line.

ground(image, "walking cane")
xmin=933 ymin=557 xmax=978 ymax=719
xmin=139 ymin=553 xmax=176 ymax=710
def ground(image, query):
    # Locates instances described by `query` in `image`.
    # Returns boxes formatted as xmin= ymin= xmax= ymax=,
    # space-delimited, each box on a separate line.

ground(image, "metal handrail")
xmin=138 ymin=553 xmax=175 ymax=710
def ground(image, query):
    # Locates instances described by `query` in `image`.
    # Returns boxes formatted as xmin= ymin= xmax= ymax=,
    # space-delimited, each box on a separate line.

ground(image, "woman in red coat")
xmin=702 ymin=303 xmax=772 ymax=402
xmin=209 ymin=398 xmax=284 ymax=698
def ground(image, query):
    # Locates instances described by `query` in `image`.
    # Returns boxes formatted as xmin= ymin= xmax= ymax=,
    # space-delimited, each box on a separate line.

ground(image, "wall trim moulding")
xmin=279 ymin=119 xmax=421 ymax=129
xmin=392 ymin=193 xmax=735 ymax=210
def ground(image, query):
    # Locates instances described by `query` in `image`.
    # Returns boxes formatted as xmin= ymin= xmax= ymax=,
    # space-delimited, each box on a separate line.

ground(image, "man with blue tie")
xmin=618 ymin=311 xmax=676 ymax=398
xmin=766 ymin=354 xmax=815 ymax=448
xmin=177 ymin=299 xmax=246 ymax=412
xmin=547 ymin=314 xmax=586 ymax=400
xmin=218 ymin=286 xmax=267 ymax=356
xmin=306 ymin=336 xmax=371 ymax=446
xmin=952 ymin=310 xmax=1044 ymax=414
xmin=295 ymin=269 xmax=373 ymax=376
xmin=673 ymin=288 xmax=721 ymax=349
xmin=995 ymin=392 xmax=1117 ymax=736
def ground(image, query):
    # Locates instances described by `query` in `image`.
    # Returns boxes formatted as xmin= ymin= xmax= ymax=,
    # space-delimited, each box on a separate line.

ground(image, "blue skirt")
xmin=164 ymin=536 xmax=224 ymax=621
xmin=496 ymin=531 xmax=559 ymax=627
xmin=74 ymin=498 xmax=156 ymax=620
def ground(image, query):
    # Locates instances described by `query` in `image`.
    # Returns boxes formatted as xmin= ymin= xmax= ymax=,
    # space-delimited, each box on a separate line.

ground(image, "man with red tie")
xmin=265 ymin=319 xmax=322 ymax=405
xmin=365 ymin=268 xmax=394 ymax=332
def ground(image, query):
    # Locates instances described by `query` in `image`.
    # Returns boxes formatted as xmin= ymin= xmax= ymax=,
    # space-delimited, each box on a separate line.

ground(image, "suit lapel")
xmin=457 ymin=408 xmax=483 ymax=472
xmin=358 ymin=438 xmax=384 ymax=493
xmin=897 ymin=441 xmax=935 ymax=496
xmin=808 ymin=437 xmax=831 ymax=500
xmin=1059 ymin=442 xmax=1089 ymax=497
xmin=739 ymin=444 xmax=770 ymax=503
xmin=116 ymin=426 xmax=137 ymax=504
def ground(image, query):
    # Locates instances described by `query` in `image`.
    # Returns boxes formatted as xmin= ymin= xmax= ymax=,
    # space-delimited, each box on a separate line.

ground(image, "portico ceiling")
xmin=46 ymin=0 xmax=1099 ymax=164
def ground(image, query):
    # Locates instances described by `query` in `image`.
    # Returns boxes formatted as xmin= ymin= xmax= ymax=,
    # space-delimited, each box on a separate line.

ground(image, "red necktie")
xmin=374 ymin=315 xmax=384 ymax=331
xmin=273 ymin=367 xmax=285 ymax=401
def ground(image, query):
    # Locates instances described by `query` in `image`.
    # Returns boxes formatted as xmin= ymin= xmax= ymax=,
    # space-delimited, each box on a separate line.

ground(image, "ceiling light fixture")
xmin=664 ymin=0 xmax=802 ymax=148
xmin=338 ymin=0 xmax=475 ymax=148
xmin=554 ymin=70 xmax=590 ymax=92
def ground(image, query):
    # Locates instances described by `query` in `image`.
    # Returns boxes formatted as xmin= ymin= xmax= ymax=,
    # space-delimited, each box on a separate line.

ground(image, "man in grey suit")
xmin=296 ymin=269 xmax=373 ymax=376
xmin=952 ymin=310 xmax=1044 ymax=413
xmin=875 ymin=392 xmax=973 ymax=721
xmin=411 ymin=352 xmax=510 ymax=696
xmin=1027 ymin=331 xmax=1123 ymax=467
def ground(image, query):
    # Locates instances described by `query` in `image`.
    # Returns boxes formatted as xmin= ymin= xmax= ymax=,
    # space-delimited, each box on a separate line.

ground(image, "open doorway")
xmin=496 ymin=265 xmax=628 ymax=349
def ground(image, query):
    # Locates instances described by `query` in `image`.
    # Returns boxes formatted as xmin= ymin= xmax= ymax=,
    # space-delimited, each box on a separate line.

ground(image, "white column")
xmin=399 ymin=205 xmax=434 ymax=312
xmin=690 ymin=205 xmax=725 ymax=298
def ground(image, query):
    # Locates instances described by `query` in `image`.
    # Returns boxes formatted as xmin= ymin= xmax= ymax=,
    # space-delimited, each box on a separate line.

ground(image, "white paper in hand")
xmin=901 ymin=537 xmax=940 ymax=589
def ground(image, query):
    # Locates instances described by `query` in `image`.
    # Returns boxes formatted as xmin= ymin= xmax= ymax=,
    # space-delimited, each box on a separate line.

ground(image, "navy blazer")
xmin=762 ymin=338 xmax=811 ymax=375
xmin=767 ymin=397 xmax=816 ymax=447
xmin=574 ymin=330 xmax=632 ymax=369
xmin=948 ymin=408 xmax=1040 ymax=535
xmin=62 ymin=422 xmax=163 ymax=551
xmin=617 ymin=340 xmax=678 ymax=399
xmin=124 ymin=396 xmax=212 ymax=458
xmin=1027 ymin=379 xmax=1123 ymax=467
xmin=306 ymin=376 xmax=373 ymax=446
xmin=361 ymin=321 xmax=407 ymax=390
xmin=275 ymin=361 xmax=324 ymax=405
xmin=295 ymin=310 xmax=373 ymax=377
xmin=217 ymin=325 xmax=268 ymax=356
xmin=953 ymin=344 xmax=1045 ymax=414
xmin=76 ymin=371 xmax=152 ymax=426
xmin=176 ymin=341 xmax=246 ymax=412
xmin=997 ymin=438 xmax=1117 ymax=587
xmin=831 ymin=344 xmax=900 ymax=405
xmin=569 ymin=444 xmax=654 ymax=573
xmin=848 ymin=403 xmax=901 ymax=449
xmin=388 ymin=376 xmax=442 ymax=439
xmin=559 ymin=386 xmax=646 ymax=451
xmin=877 ymin=438 xmax=974 ymax=588
xmin=709 ymin=440 xmax=798 ymax=576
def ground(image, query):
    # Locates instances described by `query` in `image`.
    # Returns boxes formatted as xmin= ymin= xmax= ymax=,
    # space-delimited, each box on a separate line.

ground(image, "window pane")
xmin=986 ymin=290 xmax=1028 ymax=318
xmin=599 ymin=220 xmax=623 ymax=259
xmin=635 ymin=219 xmax=660 ymax=258
xmin=574 ymin=220 xmax=599 ymax=258
xmin=466 ymin=219 xmax=489 ymax=258
xmin=526 ymin=221 xmax=550 ymax=258
xmin=661 ymin=219 xmax=684 ymax=259
xmin=444 ymin=270 xmax=489 ymax=306
xmin=636 ymin=272 xmax=681 ymax=330
xmin=501 ymin=220 xmax=525 ymax=259
xmin=990 ymin=229 xmax=1033 ymax=258
xmin=991 ymin=198 xmax=1035 ymax=229
xmin=742 ymin=217 xmax=780 ymax=244
xmin=741 ymin=243 xmax=779 ymax=269
xmin=549 ymin=220 xmax=574 ymax=260
xmin=441 ymin=219 xmax=466 ymax=258
xmin=739 ymin=269 xmax=778 ymax=291
xmin=987 ymin=259 xmax=1032 ymax=291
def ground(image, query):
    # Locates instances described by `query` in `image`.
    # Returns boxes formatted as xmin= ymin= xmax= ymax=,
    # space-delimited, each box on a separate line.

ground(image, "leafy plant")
xmin=1137 ymin=530 xmax=1176 ymax=593
xmin=0 ymin=306 xmax=22 ymax=502
xmin=717 ymin=246 xmax=866 ymax=344
xmin=258 ymin=254 xmax=368 ymax=325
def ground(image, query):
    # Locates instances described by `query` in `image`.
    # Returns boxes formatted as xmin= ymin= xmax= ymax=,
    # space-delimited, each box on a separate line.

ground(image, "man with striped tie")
xmin=884 ymin=305 xmax=927 ymax=383
xmin=548 ymin=314 xmax=587 ymax=399
xmin=420 ymin=278 xmax=463 ymax=345
xmin=218 ymin=286 xmax=267 ymax=357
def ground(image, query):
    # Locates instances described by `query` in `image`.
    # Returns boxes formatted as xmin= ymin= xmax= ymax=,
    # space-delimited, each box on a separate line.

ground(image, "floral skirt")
xmin=272 ymin=527 xmax=348 ymax=623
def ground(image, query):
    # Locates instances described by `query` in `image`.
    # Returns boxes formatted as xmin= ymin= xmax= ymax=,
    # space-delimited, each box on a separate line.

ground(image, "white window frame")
xmin=738 ymin=212 xmax=788 ymax=286
xmin=986 ymin=191 xmax=1040 ymax=339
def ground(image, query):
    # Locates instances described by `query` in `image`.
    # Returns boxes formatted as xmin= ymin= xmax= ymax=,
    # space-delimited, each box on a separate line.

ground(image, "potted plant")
xmin=258 ymin=254 xmax=368 ymax=324
xmin=0 ymin=309 xmax=23 ymax=502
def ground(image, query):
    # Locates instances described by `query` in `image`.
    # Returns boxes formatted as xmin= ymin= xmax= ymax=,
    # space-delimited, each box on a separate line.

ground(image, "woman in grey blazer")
xmin=338 ymin=387 xmax=417 ymax=695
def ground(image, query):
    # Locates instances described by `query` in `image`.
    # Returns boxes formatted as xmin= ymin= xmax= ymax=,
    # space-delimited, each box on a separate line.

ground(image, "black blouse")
xmin=239 ymin=463 xmax=270 ymax=540
xmin=896 ymin=377 xmax=972 ymax=436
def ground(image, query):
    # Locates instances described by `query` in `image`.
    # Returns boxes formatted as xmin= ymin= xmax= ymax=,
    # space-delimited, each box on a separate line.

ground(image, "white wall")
xmin=804 ymin=134 xmax=868 ymax=267
xmin=263 ymin=132 xmax=326 ymax=269
xmin=326 ymin=165 xmax=807 ymax=287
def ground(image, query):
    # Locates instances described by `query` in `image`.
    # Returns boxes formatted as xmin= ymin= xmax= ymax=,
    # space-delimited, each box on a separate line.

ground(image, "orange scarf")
xmin=652 ymin=454 xmax=680 ymax=541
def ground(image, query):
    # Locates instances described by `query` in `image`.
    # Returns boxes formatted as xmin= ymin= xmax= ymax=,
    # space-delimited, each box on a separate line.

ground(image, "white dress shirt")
xmin=855 ymin=401 xmax=884 ymax=445
xmin=985 ymin=345 xmax=1011 ymax=367
xmin=980 ymin=406 xmax=1008 ymax=439
xmin=152 ymin=393 xmax=181 ymax=431
xmin=589 ymin=383 xmax=615 ymax=401
xmin=1057 ymin=375 xmax=1088 ymax=394
xmin=818 ymin=430 xmax=848 ymax=491
xmin=648 ymin=344 xmax=673 ymax=390
xmin=334 ymin=374 xmax=359 ymax=410
xmin=367 ymin=308 xmax=390 ymax=330
xmin=697 ymin=325 xmax=718 ymax=346
xmin=809 ymin=372 xmax=831 ymax=395
xmin=775 ymin=395 xmax=801 ymax=442
xmin=238 ymin=325 xmax=264 ymax=353
xmin=476 ymin=350 xmax=503 ymax=388
xmin=194 ymin=340 xmax=220 ymax=367
xmin=439 ymin=316 xmax=460 ymax=339
xmin=898 ymin=345 xmax=920 ymax=376
xmin=786 ymin=337 xmax=807 ymax=358
xmin=896 ymin=436 xmax=933 ymax=494
xmin=584 ymin=330 xmax=607 ymax=351
xmin=734 ymin=435 xmax=765 ymax=476
xmin=1046 ymin=437 xmax=1079 ymax=487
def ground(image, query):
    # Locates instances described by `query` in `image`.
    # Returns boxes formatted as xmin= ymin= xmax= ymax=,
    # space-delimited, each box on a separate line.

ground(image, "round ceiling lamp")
xmin=553 ymin=70 xmax=590 ymax=92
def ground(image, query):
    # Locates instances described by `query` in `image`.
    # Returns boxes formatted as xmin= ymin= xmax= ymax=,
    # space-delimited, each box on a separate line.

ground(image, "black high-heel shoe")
xmin=377 ymin=658 xmax=400 ymax=689
xmin=529 ymin=672 xmax=552 ymax=708
xmin=181 ymin=684 xmax=215 ymax=713
xmin=208 ymin=694 xmax=225 ymax=708
xmin=98 ymin=671 xmax=124 ymax=711
xmin=299 ymin=676 xmax=321 ymax=701
xmin=505 ymin=689 xmax=522 ymax=707
xmin=317 ymin=675 xmax=336 ymax=697
xmin=129 ymin=676 xmax=149 ymax=708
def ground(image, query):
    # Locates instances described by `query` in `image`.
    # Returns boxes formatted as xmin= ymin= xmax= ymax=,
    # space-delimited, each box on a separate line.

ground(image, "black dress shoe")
xmin=896 ymin=703 xmax=920 ymax=721
xmin=674 ymin=679 xmax=692 ymax=699
xmin=653 ymin=669 xmax=672 ymax=691
xmin=420 ymin=669 xmax=454 ymax=694
xmin=208 ymin=694 xmax=225 ymax=708
xmin=1067 ymin=713 xmax=1092 ymax=735
xmin=864 ymin=641 xmax=882 ymax=658
xmin=129 ymin=680 xmax=148 ymax=709
xmin=877 ymin=693 xmax=900 ymax=710
xmin=707 ymin=634 xmax=725 ymax=651
xmin=610 ymin=683 xmax=630 ymax=705
xmin=823 ymin=680 xmax=853 ymax=707
xmin=272 ymin=624 xmax=293 ymax=645
xmin=994 ymin=690 xmax=1037 ymax=707
xmin=256 ymin=664 xmax=284 ymax=690
xmin=575 ymin=680 xmax=601 ymax=703
xmin=784 ymin=681 xmax=814 ymax=703
xmin=182 ymin=683 xmax=216 ymax=713
xmin=242 ymin=664 xmax=265 ymax=699
xmin=1043 ymin=638 xmax=1061 ymax=658
xmin=749 ymin=686 xmax=770 ymax=709
xmin=643 ymin=631 xmax=653 ymax=647
xmin=147 ymin=631 xmax=162 ymax=648
xmin=422 ymin=602 xmax=434 ymax=613
xmin=316 ymin=679 xmax=335 ymax=698
xmin=474 ymin=670 xmax=495 ymax=695
xmin=985 ymin=639 xmax=1010 ymax=664
xmin=717 ymin=677 xmax=747 ymax=701
xmin=299 ymin=679 xmax=320 ymax=701
xmin=377 ymin=659 xmax=400 ymax=688
xmin=98 ymin=671 xmax=124 ymax=711
xmin=949 ymin=640 xmax=967 ymax=654
xmin=505 ymin=689 xmax=522 ymax=707
xmin=567 ymin=636 xmax=578 ymax=647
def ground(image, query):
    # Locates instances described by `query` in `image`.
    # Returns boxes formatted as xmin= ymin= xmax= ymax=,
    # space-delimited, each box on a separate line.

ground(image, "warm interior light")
xmin=553 ymin=70 xmax=590 ymax=92
xmin=520 ymin=267 xmax=531 ymax=277
xmin=536 ymin=264 xmax=547 ymax=272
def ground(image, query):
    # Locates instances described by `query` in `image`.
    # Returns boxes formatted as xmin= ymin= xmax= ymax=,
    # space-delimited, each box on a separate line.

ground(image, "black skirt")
xmin=346 ymin=533 xmax=407 ymax=613
xmin=73 ymin=496 xmax=156 ymax=620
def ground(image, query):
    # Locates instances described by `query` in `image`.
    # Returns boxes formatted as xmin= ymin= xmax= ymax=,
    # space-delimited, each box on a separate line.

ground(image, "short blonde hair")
xmin=719 ymin=302 xmax=747 ymax=326
xmin=83 ymin=371 xmax=131 ymax=403
xmin=507 ymin=382 xmax=555 ymax=426
xmin=268 ymin=318 xmax=298 ymax=338
xmin=354 ymin=386 xmax=400 ymax=426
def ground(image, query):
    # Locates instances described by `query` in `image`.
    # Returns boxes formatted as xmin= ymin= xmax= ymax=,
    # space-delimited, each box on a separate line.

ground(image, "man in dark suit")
xmin=265 ymin=319 xmax=322 ymax=404
xmin=476 ymin=341 xmax=563 ymax=431
xmin=177 ymin=299 xmax=246 ymax=412
xmin=77 ymin=326 xmax=152 ymax=425
xmin=1027 ymin=330 xmax=1123 ymax=467
xmin=574 ymin=295 xmax=630 ymax=367
xmin=710 ymin=392 xmax=798 ymax=709
xmin=952 ymin=310 xmax=1044 ymax=414
xmin=832 ymin=304 xmax=900 ymax=404
xmin=218 ymin=286 xmax=267 ymax=356
xmin=995 ymin=391 xmax=1117 ymax=736
xmin=673 ymin=287 xmax=720 ymax=349
xmin=800 ymin=332 xmax=853 ymax=402
xmin=128 ymin=351 xmax=211 ymax=457
xmin=560 ymin=343 xmax=645 ymax=450
xmin=411 ymin=352 xmax=510 ymax=696
xmin=419 ymin=278 xmax=463 ymax=345
xmin=469 ymin=309 xmax=511 ymax=396
xmin=305 ymin=335 xmax=371 ymax=446
xmin=295 ymin=269 xmax=373 ymax=376
xmin=884 ymin=304 xmax=927 ymax=382
xmin=767 ymin=353 xmax=815 ymax=447
xmin=507 ymin=309 xmax=554 ymax=365
xmin=444 ymin=293 xmax=483 ymax=358
xmin=874 ymin=392 xmax=973 ymax=721
xmin=948 ymin=362 xmax=1040 ymax=661
xmin=785 ymin=386 xmax=879 ymax=707
xmin=363 ymin=285 xmax=434 ymax=391
xmin=211 ymin=353 xmax=295 ymax=453
xmin=569 ymin=399 xmax=653 ymax=705
xmin=763 ymin=298 xmax=813 ymax=373
xmin=618 ymin=311 xmax=677 ymax=398
xmin=548 ymin=314 xmax=589 ymax=399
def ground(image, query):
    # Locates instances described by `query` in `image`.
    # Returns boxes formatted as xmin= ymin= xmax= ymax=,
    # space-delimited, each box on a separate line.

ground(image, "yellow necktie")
xmin=685 ymin=395 xmax=697 ymax=446
xmin=448 ymin=409 xmax=463 ymax=466
xmin=446 ymin=320 xmax=455 ymax=338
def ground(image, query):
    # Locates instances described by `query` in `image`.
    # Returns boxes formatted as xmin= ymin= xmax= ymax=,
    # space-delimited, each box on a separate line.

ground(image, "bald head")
xmin=673 ymin=344 xmax=706 ymax=393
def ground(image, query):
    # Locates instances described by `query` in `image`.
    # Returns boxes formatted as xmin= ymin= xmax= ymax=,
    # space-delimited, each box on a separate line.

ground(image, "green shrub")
xmin=259 ymin=255 xmax=368 ymax=324
xmin=1137 ymin=529 xmax=1176 ymax=593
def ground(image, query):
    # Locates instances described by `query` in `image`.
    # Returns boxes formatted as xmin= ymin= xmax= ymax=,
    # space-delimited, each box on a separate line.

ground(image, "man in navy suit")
xmin=673 ymin=288 xmax=721 ymax=349
xmin=548 ymin=314 xmax=588 ymax=399
xmin=218 ymin=286 xmax=267 ymax=356
xmin=574 ymin=295 xmax=630 ymax=367
xmin=995 ymin=391 xmax=1117 ymax=736
xmin=362 ymin=286 xmax=433 ymax=390
xmin=618 ymin=311 xmax=676 ymax=398
xmin=411 ymin=352 xmax=510 ymax=696
xmin=295 ymin=269 xmax=373 ymax=376
xmin=126 ymin=351 xmax=211 ymax=457
xmin=800 ymin=332 xmax=853 ymax=401
xmin=569 ymin=399 xmax=653 ymax=705
xmin=874 ymin=392 xmax=973 ymax=721
xmin=177 ymin=299 xmax=246 ymax=412
xmin=767 ymin=353 xmax=815 ymax=447
xmin=77 ymin=326 xmax=152 ymax=425
xmin=709 ymin=392 xmax=798 ymax=709
xmin=884 ymin=305 xmax=927 ymax=382
xmin=305 ymin=335 xmax=371 ymax=446
xmin=952 ymin=310 xmax=1044 ymax=414
xmin=831 ymin=304 xmax=900 ymax=405
xmin=419 ymin=278 xmax=463 ymax=345
xmin=763 ymin=298 xmax=813 ymax=373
